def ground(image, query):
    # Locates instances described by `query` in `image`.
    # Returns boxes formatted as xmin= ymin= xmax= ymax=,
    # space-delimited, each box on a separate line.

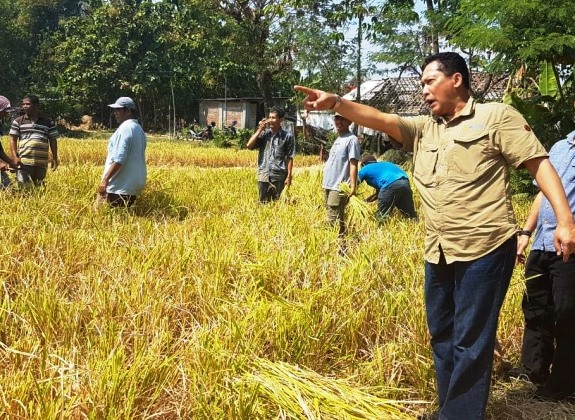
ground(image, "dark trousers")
xmin=258 ymin=179 xmax=285 ymax=203
xmin=425 ymin=236 xmax=516 ymax=419
xmin=376 ymin=178 xmax=417 ymax=220
xmin=107 ymin=193 xmax=137 ymax=208
xmin=521 ymin=251 xmax=575 ymax=391
xmin=17 ymin=165 xmax=47 ymax=186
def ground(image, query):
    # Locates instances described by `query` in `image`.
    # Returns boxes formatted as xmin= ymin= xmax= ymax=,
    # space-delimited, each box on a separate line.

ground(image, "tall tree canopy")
xmin=0 ymin=0 xmax=574 ymax=138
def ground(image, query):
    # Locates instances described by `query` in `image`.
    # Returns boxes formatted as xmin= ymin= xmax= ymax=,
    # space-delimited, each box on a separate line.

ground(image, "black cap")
xmin=361 ymin=154 xmax=377 ymax=165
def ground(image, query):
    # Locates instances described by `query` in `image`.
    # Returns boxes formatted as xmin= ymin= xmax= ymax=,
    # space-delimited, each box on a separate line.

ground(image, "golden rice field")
xmin=0 ymin=135 xmax=572 ymax=419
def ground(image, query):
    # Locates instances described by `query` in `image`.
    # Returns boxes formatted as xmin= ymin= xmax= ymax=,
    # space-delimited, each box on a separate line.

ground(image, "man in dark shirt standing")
xmin=246 ymin=108 xmax=295 ymax=203
xmin=512 ymin=130 xmax=575 ymax=401
xmin=10 ymin=94 xmax=59 ymax=186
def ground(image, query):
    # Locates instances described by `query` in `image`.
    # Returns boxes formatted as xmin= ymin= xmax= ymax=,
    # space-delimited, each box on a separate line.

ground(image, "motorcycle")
xmin=186 ymin=124 xmax=213 ymax=141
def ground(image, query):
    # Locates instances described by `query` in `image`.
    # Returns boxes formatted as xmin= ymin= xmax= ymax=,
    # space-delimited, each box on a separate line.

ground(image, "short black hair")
xmin=270 ymin=108 xmax=285 ymax=119
xmin=422 ymin=52 xmax=470 ymax=90
xmin=23 ymin=94 xmax=40 ymax=106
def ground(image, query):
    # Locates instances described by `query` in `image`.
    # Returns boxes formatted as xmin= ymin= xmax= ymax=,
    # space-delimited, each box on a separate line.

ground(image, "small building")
xmin=199 ymin=96 xmax=291 ymax=129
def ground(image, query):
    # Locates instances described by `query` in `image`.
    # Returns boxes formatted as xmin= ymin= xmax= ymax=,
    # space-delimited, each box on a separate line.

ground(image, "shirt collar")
xmin=433 ymin=97 xmax=475 ymax=125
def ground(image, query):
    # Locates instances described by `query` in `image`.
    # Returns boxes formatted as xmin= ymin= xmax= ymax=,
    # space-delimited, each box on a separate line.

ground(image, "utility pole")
xmin=354 ymin=12 xmax=363 ymax=135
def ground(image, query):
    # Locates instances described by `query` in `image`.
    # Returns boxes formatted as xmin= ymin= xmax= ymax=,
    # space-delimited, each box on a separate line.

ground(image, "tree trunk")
xmin=425 ymin=0 xmax=439 ymax=54
xmin=258 ymin=69 xmax=273 ymax=115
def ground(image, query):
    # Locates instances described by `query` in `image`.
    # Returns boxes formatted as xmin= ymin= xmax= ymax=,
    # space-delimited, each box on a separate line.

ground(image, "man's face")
xmin=113 ymin=108 xmax=132 ymax=124
xmin=421 ymin=61 xmax=459 ymax=117
xmin=21 ymin=98 xmax=38 ymax=117
xmin=334 ymin=115 xmax=351 ymax=133
xmin=268 ymin=112 xmax=282 ymax=130
xmin=0 ymin=110 xmax=6 ymax=119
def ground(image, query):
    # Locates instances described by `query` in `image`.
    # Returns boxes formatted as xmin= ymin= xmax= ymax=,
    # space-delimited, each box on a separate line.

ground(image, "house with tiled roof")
xmin=301 ymin=73 xmax=509 ymax=154
xmin=343 ymin=73 xmax=508 ymax=116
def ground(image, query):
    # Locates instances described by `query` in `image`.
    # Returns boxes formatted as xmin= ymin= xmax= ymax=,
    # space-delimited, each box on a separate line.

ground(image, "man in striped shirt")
xmin=9 ymin=94 xmax=59 ymax=186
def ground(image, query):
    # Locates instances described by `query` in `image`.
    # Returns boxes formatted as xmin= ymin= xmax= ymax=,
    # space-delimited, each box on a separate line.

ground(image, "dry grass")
xmin=0 ymin=136 xmax=572 ymax=419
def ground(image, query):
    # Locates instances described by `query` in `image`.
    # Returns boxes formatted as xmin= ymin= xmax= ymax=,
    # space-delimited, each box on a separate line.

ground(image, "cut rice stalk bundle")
xmin=239 ymin=357 xmax=427 ymax=419
xmin=339 ymin=182 xmax=372 ymax=227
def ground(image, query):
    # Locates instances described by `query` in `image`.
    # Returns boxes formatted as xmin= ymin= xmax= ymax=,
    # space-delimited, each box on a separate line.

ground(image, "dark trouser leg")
xmin=393 ymin=179 xmax=417 ymax=219
xmin=258 ymin=179 xmax=285 ymax=203
xmin=425 ymin=237 xmax=515 ymax=419
xmin=258 ymin=181 xmax=273 ymax=203
xmin=376 ymin=184 xmax=396 ymax=222
xmin=547 ymin=254 xmax=575 ymax=392
xmin=376 ymin=179 xmax=417 ymax=221
xmin=106 ymin=193 xmax=136 ymax=208
xmin=520 ymin=250 xmax=553 ymax=382
xmin=269 ymin=178 xmax=286 ymax=201
xmin=18 ymin=165 xmax=47 ymax=187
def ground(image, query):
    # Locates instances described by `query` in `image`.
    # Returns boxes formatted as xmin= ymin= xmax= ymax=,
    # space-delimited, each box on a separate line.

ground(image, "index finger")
xmin=294 ymin=85 xmax=317 ymax=96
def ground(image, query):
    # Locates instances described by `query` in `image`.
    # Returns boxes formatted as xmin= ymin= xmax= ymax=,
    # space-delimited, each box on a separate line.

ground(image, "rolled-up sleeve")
xmin=497 ymin=106 xmax=548 ymax=168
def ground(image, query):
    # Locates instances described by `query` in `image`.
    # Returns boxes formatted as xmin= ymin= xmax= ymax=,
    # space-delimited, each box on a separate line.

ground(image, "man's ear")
xmin=452 ymin=72 xmax=463 ymax=88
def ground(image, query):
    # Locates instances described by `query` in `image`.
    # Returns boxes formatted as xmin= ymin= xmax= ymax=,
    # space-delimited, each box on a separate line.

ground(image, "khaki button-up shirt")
xmin=397 ymin=98 xmax=547 ymax=264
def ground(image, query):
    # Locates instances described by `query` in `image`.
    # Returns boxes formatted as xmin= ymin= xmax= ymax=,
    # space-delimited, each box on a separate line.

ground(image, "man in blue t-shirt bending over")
xmin=358 ymin=154 xmax=417 ymax=221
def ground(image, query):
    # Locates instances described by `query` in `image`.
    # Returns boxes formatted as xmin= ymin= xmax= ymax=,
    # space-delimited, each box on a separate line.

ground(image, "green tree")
xmin=0 ymin=0 xmax=30 ymax=101
xmin=369 ymin=0 xmax=461 ymax=77
xmin=446 ymin=0 xmax=575 ymax=144
xmin=287 ymin=18 xmax=354 ymax=93
xmin=33 ymin=0 xmax=223 ymax=128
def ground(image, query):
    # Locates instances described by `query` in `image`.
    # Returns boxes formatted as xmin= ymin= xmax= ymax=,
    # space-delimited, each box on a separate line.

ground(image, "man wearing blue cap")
xmin=98 ymin=97 xmax=147 ymax=207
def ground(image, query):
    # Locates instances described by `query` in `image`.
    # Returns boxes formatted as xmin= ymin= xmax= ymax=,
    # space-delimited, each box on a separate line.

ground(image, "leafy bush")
xmin=510 ymin=167 xmax=537 ymax=196
xmin=237 ymin=128 xmax=254 ymax=149
xmin=381 ymin=148 xmax=412 ymax=168
xmin=212 ymin=131 xmax=232 ymax=148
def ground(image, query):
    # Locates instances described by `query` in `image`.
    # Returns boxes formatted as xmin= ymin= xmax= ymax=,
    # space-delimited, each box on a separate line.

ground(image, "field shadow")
xmin=487 ymin=379 xmax=575 ymax=419
xmin=130 ymin=189 xmax=190 ymax=221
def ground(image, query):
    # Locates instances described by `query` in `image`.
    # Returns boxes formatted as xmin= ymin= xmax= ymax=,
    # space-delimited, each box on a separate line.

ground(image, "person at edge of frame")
xmin=510 ymin=123 xmax=575 ymax=402
xmin=0 ymin=96 xmax=17 ymax=188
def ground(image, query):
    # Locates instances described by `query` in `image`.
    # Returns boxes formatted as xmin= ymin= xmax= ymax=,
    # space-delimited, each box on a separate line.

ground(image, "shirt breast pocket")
xmin=273 ymin=139 xmax=287 ymax=160
xmin=449 ymin=130 xmax=494 ymax=180
xmin=413 ymin=142 xmax=439 ymax=185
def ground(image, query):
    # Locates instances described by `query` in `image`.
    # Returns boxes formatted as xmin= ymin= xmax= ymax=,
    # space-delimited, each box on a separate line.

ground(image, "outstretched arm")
xmin=294 ymin=85 xmax=404 ymax=144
